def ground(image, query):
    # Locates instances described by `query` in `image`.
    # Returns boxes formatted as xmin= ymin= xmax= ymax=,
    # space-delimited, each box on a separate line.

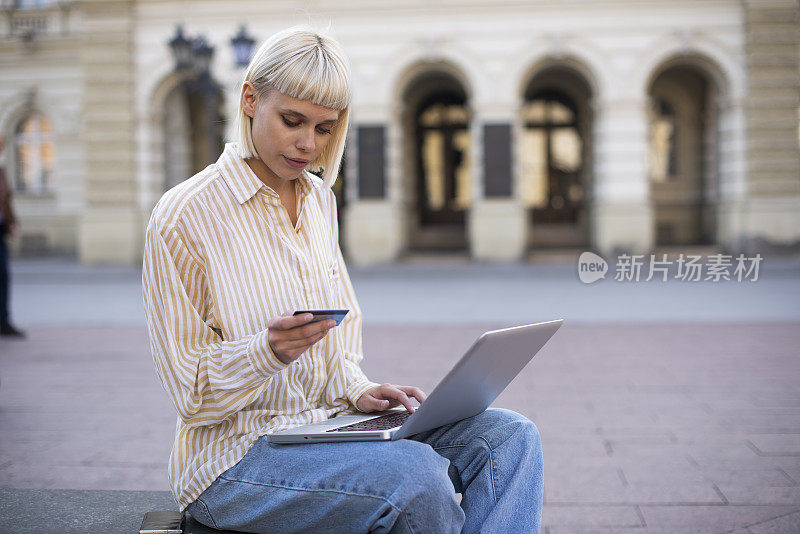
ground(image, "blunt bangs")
xmin=263 ymin=43 xmax=351 ymax=111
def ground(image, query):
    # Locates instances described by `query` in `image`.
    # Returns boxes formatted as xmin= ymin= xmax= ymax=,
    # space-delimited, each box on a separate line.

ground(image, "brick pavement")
xmin=1 ymin=322 xmax=799 ymax=533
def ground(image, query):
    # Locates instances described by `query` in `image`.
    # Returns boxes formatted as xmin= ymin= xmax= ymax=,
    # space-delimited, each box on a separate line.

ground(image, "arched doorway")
xmin=522 ymin=66 xmax=593 ymax=248
xmin=647 ymin=63 xmax=718 ymax=246
xmin=161 ymin=78 xmax=225 ymax=191
xmin=402 ymin=71 xmax=471 ymax=250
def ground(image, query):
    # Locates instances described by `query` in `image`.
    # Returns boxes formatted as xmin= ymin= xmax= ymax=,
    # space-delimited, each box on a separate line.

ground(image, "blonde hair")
xmin=234 ymin=26 xmax=352 ymax=188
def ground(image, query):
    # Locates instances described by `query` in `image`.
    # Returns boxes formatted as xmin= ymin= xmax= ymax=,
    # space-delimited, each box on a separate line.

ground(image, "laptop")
xmin=267 ymin=319 xmax=563 ymax=444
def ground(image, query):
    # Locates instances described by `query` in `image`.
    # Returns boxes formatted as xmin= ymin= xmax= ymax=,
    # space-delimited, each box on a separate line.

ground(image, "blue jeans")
xmin=186 ymin=408 xmax=543 ymax=533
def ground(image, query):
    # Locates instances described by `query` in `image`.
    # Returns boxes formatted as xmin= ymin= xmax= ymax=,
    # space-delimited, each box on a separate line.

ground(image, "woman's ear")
xmin=241 ymin=81 xmax=257 ymax=118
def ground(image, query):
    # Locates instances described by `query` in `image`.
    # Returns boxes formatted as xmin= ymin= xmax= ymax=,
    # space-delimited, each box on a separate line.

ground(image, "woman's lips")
xmin=283 ymin=156 xmax=309 ymax=169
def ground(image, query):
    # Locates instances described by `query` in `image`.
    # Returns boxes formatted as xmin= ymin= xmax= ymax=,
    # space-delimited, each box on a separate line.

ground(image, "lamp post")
xmin=230 ymin=25 xmax=255 ymax=68
xmin=167 ymin=25 xmax=220 ymax=170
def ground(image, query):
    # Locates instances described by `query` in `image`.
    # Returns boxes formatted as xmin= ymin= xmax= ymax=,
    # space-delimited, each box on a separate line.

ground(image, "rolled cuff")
xmin=247 ymin=329 xmax=291 ymax=378
xmin=345 ymin=379 xmax=382 ymax=411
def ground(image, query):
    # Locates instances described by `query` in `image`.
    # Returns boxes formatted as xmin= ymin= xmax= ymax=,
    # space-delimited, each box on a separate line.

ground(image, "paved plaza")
xmin=1 ymin=256 xmax=799 ymax=533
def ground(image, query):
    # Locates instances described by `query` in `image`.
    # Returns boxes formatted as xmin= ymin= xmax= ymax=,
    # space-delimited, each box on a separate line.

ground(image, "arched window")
xmin=14 ymin=113 xmax=55 ymax=194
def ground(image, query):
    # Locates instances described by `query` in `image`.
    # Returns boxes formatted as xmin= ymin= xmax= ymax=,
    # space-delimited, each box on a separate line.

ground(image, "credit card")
xmin=293 ymin=309 xmax=349 ymax=326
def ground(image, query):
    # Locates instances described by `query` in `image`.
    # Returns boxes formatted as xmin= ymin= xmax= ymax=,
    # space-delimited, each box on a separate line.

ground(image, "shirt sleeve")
xmin=142 ymin=214 xmax=290 ymax=427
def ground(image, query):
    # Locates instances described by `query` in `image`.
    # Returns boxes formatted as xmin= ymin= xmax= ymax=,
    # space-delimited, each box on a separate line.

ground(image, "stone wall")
xmin=78 ymin=0 xmax=139 ymax=263
xmin=741 ymin=0 xmax=800 ymax=249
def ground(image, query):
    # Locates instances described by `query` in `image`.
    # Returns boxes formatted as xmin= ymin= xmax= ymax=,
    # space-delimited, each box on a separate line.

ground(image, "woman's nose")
xmin=296 ymin=128 xmax=315 ymax=153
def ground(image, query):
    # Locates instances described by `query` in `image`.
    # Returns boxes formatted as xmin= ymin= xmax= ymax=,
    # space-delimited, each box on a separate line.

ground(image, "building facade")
xmin=0 ymin=0 xmax=798 ymax=264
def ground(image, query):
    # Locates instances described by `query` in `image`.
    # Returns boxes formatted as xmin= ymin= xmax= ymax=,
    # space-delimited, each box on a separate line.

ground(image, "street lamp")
xmin=168 ymin=25 xmax=216 ymax=78
xmin=167 ymin=25 xmax=194 ymax=71
xmin=230 ymin=25 xmax=255 ymax=68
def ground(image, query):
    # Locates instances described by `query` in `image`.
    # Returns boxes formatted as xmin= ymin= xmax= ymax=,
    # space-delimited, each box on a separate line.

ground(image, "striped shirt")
xmin=142 ymin=143 xmax=380 ymax=510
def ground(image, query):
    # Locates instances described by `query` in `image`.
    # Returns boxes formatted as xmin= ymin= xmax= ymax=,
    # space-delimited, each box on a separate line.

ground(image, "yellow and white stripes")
xmin=142 ymin=143 xmax=379 ymax=510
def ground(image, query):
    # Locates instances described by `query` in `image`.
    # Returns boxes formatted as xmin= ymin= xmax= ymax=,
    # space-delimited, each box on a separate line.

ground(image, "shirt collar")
xmin=216 ymin=143 xmax=322 ymax=205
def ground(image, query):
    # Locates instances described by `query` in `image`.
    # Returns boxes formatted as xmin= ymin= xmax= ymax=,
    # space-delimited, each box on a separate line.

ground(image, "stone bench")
xmin=0 ymin=488 xmax=241 ymax=534
xmin=0 ymin=488 xmax=462 ymax=532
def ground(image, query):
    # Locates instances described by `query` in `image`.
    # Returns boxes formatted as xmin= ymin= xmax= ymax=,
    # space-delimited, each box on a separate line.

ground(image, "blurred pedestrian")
xmin=0 ymin=136 xmax=25 ymax=337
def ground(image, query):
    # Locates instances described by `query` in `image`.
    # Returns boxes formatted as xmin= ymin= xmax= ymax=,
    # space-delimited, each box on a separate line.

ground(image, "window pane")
xmin=422 ymin=131 xmax=445 ymax=210
xmin=41 ymin=137 xmax=55 ymax=187
xmin=445 ymin=105 xmax=469 ymax=125
xmin=15 ymin=113 xmax=54 ymax=193
xmin=21 ymin=116 xmax=36 ymax=134
xmin=549 ymin=102 xmax=574 ymax=124
xmin=419 ymin=104 xmax=443 ymax=127
xmin=453 ymin=130 xmax=471 ymax=209
xmin=522 ymin=101 xmax=546 ymax=123
xmin=521 ymin=128 xmax=548 ymax=208
xmin=39 ymin=115 xmax=52 ymax=133
xmin=551 ymin=127 xmax=582 ymax=173
xmin=18 ymin=138 xmax=36 ymax=191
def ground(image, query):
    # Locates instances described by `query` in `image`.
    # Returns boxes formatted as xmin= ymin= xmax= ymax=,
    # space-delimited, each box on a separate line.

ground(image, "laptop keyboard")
xmin=326 ymin=411 xmax=412 ymax=432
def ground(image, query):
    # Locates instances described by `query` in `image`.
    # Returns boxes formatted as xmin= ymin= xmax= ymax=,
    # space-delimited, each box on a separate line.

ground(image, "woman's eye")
xmin=282 ymin=117 xmax=299 ymax=127
xmin=317 ymin=127 xmax=332 ymax=135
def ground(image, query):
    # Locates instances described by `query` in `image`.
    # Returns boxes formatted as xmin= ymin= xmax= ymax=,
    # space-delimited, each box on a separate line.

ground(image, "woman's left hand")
xmin=356 ymin=383 xmax=427 ymax=414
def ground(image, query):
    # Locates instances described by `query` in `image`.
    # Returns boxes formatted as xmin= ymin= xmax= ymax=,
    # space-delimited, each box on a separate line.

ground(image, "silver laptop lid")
xmin=392 ymin=319 xmax=562 ymax=440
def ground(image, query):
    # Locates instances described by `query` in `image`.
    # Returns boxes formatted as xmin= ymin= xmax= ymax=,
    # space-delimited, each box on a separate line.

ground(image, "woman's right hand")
xmin=267 ymin=312 xmax=336 ymax=365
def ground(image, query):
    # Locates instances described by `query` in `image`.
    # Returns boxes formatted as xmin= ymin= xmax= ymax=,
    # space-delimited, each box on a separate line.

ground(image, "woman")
xmin=142 ymin=26 xmax=543 ymax=533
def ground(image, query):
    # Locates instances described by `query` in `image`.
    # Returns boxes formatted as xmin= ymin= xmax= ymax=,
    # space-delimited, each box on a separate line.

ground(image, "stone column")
xmin=469 ymin=120 xmax=527 ymax=262
xmin=716 ymin=97 xmax=749 ymax=250
xmin=592 ymin=98 xmax=653 ymax=256
xmin=343 ymin=124 xmax=404 ymax=264
xmin=78 ymin=0 xmax=139 ymax=264
xmin=741 ymin=0 xmax=800 ymax=250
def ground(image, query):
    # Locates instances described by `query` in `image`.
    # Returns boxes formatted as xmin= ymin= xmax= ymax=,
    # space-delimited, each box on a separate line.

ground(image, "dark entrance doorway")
xmin=403 ymin=71 xmax=471 ymax=251
xmin=522 ymin=67 xmax=593 ymax=248
xmin=648 ymin=63 xmax=717 ymax=246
